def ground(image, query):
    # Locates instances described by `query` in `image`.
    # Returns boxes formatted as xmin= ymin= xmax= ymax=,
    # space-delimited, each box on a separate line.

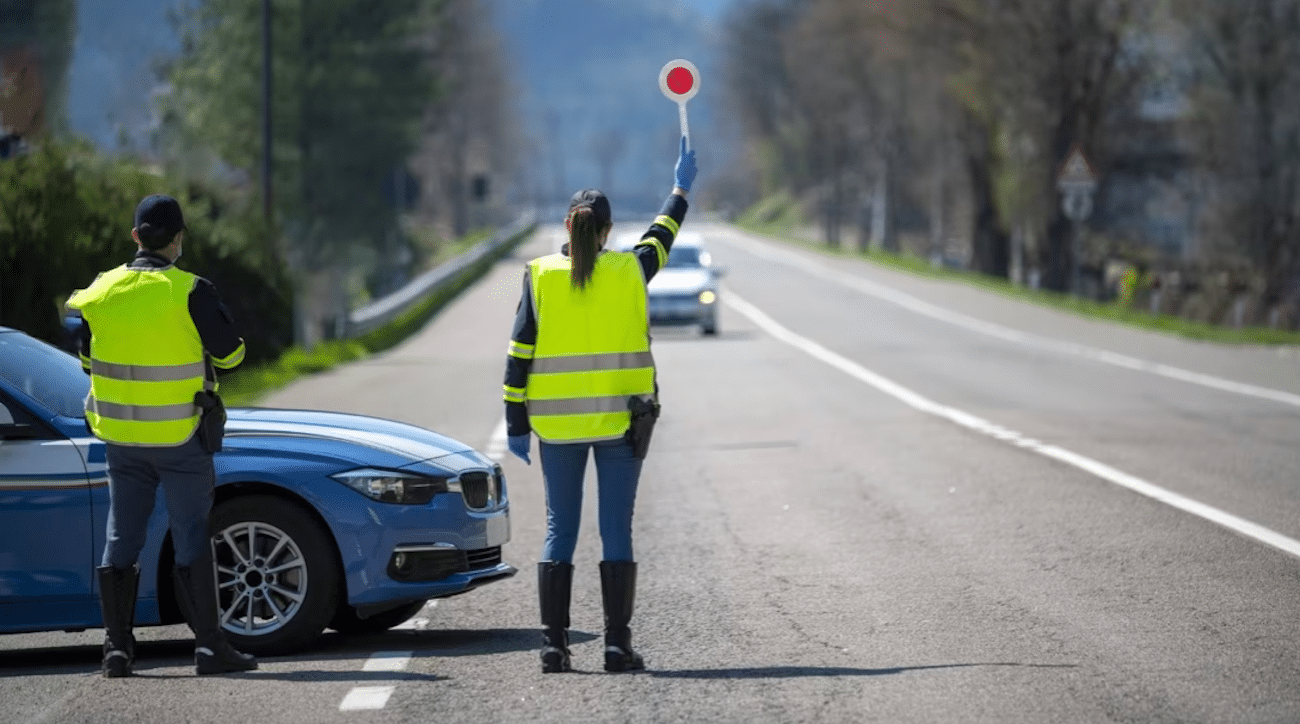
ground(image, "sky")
xmin=678 ymin=0 xmax=737 ymax=20
xmin=66 ymin=0 xmax=742 ymax=151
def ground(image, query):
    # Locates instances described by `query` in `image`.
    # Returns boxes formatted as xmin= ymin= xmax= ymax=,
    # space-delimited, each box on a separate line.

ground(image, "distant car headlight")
xmin=699 ymin=290 xmax=717 ymax=305
xmin=331 ymin=468 xmax=453 ymax=505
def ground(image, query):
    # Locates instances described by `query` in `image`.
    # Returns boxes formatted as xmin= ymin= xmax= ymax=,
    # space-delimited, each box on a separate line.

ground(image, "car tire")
xmin=329 ymin=600 xmax=428 ymax=635
xmin=205 ymin=495 xmax=342 ymax=656
xmin=701 ymin=318 xmax=718 ymax=336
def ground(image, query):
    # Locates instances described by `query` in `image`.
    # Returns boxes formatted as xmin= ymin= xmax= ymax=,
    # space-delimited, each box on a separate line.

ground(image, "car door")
xmin=0 ymin=390 xmax=98 ymax=632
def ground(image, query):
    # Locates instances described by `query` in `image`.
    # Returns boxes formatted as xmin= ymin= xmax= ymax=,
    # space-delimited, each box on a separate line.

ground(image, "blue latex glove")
xmin=674 ymin=136 xmax=697 ymax=191
xmin=507 ymin=434 xmax=531 ymax=465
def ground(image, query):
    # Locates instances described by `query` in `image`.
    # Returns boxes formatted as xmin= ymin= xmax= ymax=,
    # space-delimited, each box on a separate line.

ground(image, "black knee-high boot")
xmin=600 ymin=560 xmax=644 ymax=672
xmin=538 ymin=561 xmax=574 ymax=673
xmin=97 ymin=564 xmax=139 ymax=678
xmin=174 ymin=551 xmax=258 ymax=675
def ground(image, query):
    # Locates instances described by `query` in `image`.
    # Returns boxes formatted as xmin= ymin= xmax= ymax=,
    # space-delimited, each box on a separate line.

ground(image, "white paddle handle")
xmin=679 ymin=102 xmax=691 ymax=152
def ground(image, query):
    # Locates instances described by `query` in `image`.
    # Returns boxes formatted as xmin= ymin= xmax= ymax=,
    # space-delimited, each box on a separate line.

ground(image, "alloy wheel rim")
xmin=212 ymin=521 xmax=308 ymax=636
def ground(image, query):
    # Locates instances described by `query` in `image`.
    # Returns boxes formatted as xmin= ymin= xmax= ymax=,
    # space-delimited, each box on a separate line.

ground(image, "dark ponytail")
xmin=568 ymin=206 xmax=606 ymax=289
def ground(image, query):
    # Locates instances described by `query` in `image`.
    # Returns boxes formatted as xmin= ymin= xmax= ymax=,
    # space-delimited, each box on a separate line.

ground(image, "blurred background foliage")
xmin=0 ymin=139 xmax=292 ymax=362
xmin=3 ymin=0 xmax=1300 ymax=355
xmin=2 ymin=0 xmax=514 ymax=355
xmin=716 ymin=0 xmax=1300 ymax=331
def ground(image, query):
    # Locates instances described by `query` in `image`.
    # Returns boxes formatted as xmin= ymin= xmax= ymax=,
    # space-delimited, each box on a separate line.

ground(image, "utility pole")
xmin=261 ymin=0 xmax=273 ymax=228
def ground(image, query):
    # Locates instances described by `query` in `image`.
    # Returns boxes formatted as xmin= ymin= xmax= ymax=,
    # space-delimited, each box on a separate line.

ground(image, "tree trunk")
xmin=966 ymin=147 xmax=1008 ymax=277
xmin=871 ymin=156 xmax=897 ymax=253
xmin=1042 ymin=213 xmax=1073 ymax=293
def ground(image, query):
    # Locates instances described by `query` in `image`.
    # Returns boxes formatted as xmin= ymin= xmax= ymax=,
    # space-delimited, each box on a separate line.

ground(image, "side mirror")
xmin=710 ymin=266 xmax=727 ymax=278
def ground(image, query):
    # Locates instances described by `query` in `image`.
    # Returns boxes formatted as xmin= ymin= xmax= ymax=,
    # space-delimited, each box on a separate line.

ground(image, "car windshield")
xmin=0 ymin=331 xmax=90 ymax=418
xmin=666 ymin=246 xmax=702 ymax=268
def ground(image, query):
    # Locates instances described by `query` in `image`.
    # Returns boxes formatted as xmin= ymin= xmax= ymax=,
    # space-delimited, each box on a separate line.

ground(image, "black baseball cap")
xmin=134 ymin=194 xmax=186 ymax=249
xmin=568 ymin=188 xmax=611 ymax=226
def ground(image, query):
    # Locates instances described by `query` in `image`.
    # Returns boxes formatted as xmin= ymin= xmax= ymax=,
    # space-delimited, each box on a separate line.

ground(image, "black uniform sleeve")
xmin=503 ymin=268 xmax=536 ymax=437
xmin=78 ymin=319 xmax=92 ymax=373
xmin=634 ymin=192 xmax=689 ymax=282
xmin=189 ymin=278 xmax=246 ymax=371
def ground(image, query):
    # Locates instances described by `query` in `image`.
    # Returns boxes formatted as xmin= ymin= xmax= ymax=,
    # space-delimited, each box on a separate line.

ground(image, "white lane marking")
xmin=726 ymin=291 xmax=1300 ymax=560
xmin=719 ymin=231 xmax=1300 ymax=410
xmin=486 ymin=416 xmax=508 ymax=461
xmin=340 ymin=686 xmax=396 ymax=711
xmin=362 ymin=651 xmax=413 ymax=672
xmin=339 ymin=650 xmax=415 ymax=710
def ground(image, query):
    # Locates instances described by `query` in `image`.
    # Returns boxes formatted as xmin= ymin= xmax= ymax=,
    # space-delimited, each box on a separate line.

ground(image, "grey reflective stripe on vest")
xmin=527 ymin=395 xmax=630 ymax=416
xmin=88 ymin=396 xmax=198 ymax=422
xmin=530 ymin=351 xmax=655 ymax=375
xmin=91 ymin=359 xmax=207 ymax=382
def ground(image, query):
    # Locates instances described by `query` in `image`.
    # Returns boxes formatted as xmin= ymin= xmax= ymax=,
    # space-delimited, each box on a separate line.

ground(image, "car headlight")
xmin=698 ymin=290 xmax=717 ymax=304
xmin=331 ymin=468 xmax=454 ymax=505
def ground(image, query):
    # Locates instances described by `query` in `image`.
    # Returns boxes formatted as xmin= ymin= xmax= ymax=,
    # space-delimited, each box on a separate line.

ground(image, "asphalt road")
xmin=3 ymin=222 xmax=1298 ymax=723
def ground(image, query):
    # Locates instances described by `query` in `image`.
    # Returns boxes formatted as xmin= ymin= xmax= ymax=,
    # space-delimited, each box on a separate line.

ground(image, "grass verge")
xmin=737 ymin=218 xmax=1300 ymax=347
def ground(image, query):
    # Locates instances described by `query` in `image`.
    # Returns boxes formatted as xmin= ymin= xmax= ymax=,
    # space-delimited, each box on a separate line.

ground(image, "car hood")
xmin=648 ymin=268 xmax=713 ymax=294
xmin=225 ymin=408 xmax=478 ymax=469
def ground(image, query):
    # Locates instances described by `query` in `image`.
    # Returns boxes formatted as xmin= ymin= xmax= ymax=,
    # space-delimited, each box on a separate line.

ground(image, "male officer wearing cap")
xmin=66 ymin=194 xmax=257 ymax=678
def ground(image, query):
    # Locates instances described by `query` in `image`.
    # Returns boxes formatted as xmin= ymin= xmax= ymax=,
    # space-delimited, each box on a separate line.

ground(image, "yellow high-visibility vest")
xmin=66 ymin=264 xmax=209 ymax=446
xmin=525 ymin=251 xmax=655 ymax=443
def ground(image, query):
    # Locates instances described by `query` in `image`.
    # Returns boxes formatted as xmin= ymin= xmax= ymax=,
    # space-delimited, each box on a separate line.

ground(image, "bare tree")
xmin=785 ymin=0 xmax=895 ymax=250
xmin=927 ymin=0 xmax=1148 ymax=288
xmin=416 ymin=0 xmax=521 ymax=239
xmin=719 ymin=0 xmax=806 ymax=202
xmin=1175 ymin=0 xmax=1300 ymax=323
xmin=720 ymin=0 xmax=1147 ymax=287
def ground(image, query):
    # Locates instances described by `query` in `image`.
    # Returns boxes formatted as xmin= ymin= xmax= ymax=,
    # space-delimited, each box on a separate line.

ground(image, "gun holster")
xmin=626 ymin=395 xmax=660 ymax=460
xmin=194 ymin=390 xmax=227 ymax=454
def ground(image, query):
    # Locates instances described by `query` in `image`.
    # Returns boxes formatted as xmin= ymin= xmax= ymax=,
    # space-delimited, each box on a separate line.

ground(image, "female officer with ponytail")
xmin=502 ymin=137 xmax=697 ymax=673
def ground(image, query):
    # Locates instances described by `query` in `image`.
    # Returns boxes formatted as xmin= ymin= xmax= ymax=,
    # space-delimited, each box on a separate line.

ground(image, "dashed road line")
xmin=726 ymin=290 xmax=1300 ymax=560
xmin=362 ymin=651 xmax=413 ymax=672
xmin=339 ymin=649 xmax=419 ymax=711
xmin=340 ymin=686 xmax=397 ymax=711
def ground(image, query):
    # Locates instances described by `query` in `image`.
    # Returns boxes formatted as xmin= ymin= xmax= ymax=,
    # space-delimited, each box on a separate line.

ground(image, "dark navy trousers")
xmin=538 ymin=437 xmax=642 ymax=564
xmin=102 ymin=436 xmax=215 ymax=569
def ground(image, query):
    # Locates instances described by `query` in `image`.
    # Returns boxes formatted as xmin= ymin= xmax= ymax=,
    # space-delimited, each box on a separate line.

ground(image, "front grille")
xmin=459 ymin=470 xmax=500 ymax=509
xmin=466 ymin=546 xmax=502 ymax=570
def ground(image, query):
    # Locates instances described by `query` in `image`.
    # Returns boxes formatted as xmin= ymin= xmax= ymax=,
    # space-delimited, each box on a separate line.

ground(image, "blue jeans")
xmin=539 ymin=437 xmax=643 ymax=564
xmin=102 ymin=436 xmax=215 ymax=569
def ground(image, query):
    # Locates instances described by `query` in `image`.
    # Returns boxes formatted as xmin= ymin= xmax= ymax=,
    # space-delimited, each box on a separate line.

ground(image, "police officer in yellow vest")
xmin=65 ymin=195 xmax=257 ymax=678
xmin=503 ymin=138 xmax=697 ymax=673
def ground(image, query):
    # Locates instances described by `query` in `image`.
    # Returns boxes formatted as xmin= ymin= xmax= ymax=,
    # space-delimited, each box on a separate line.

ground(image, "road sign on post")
xmin=659 ymin=59 xmax=699 ymax=151
xmin=1056 ymin=146 xmax=1099 ymax=222
xmin=1056 ymin=146 xmax=1099 ymax=295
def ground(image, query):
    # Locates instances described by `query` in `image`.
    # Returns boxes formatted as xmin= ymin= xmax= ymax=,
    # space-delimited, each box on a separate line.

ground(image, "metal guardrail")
xmin=345 ymin=212 xmax=537 ymax=339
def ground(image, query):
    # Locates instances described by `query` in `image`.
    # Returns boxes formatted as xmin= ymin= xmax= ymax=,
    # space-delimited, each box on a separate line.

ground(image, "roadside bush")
xmin=0 ymin=140 xmax=292 ymax=363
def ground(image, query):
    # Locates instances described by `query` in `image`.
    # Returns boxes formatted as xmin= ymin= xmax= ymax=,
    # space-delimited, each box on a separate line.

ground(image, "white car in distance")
xmin=613 ymin=231 xmax=721 ymax=336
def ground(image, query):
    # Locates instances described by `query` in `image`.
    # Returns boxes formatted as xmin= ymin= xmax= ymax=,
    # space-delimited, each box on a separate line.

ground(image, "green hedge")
xmin=0 ymin=140 xmax=293 ymax=362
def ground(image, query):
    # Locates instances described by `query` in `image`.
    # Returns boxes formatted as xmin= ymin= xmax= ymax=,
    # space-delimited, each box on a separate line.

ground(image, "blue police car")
xmin=0 ymin=326 xmax=514 ymax=655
